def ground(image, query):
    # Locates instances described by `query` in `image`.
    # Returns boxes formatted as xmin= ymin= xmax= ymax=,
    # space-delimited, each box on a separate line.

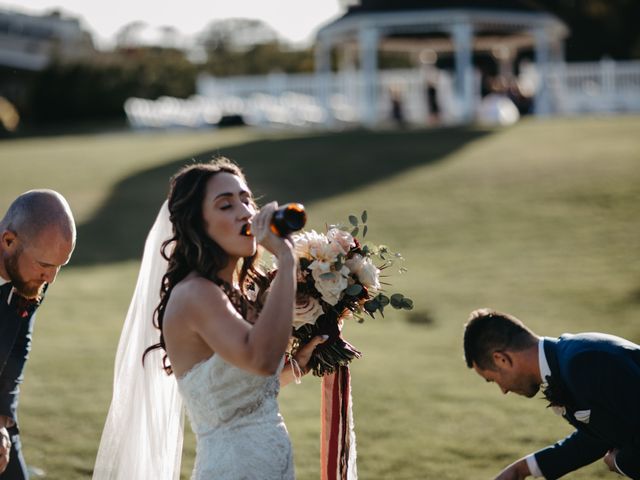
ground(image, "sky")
xmin=2 ymin=0 xmax=344 ymax=48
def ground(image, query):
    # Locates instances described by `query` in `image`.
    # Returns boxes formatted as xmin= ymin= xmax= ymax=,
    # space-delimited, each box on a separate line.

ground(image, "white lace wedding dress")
xmin=93 ymin=204 xmax=295 ymax=480
xmin=176 ymin=353 xmax=294 ymax=480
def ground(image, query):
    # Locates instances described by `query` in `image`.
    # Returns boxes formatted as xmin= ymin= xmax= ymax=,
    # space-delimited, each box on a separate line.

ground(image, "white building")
xmin=0 ymin=8 xmax=94 ymax=71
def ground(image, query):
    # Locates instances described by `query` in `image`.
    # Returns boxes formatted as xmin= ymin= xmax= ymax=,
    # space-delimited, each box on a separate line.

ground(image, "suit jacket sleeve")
xmin=0 ymin=312 xmax=35 ymax=422
xmin=572 ymin=349 xmax=640 ymax=478
xmin=537 ymin=347 xmax=640 ymax=479
xmin=534 ymin=429 xmax=609 ymax=479
xmin=616 ymin=449 xmax=640 ymax=479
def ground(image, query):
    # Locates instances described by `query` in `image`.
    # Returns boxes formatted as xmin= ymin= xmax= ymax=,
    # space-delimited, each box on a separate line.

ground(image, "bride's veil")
xmin=93 ymin=201 xmax=184 ymax=480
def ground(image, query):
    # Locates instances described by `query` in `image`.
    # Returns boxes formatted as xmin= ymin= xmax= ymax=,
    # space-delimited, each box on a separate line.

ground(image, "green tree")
xmin=27 ymin=47 xmax=197 ymax=124
xmin=538 ymin=0 xmax=640 ymax=60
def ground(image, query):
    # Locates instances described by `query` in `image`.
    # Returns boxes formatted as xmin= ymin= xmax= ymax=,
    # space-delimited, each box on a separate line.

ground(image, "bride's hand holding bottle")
xmin=250 ymin=201 xmax=295 ymax=266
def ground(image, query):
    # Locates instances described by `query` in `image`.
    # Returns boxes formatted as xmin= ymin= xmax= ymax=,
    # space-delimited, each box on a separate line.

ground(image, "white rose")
xmin=345 ymin=254 xmax=380 ymax=290
xmin=293 ymin=230 xmax=343 ymax=265
xmin=326 ymin=228 xmax=355 ymax=255
xmin=308 ymin=260 xmax=349 ymax=305
xmin=293 ymin=296 xmax=324 ymax=329
xmin=310 ymin=240 xmax=341 ymax=264
xmin=292 ymin=230 xmax=327 ymax=260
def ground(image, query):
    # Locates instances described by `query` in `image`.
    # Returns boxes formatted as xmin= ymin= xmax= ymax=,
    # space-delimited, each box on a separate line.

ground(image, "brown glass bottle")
xmin=242 ymin=203 xmax=306 ymax=237
xmin=270 ymin=203 xmax=306 ymax=236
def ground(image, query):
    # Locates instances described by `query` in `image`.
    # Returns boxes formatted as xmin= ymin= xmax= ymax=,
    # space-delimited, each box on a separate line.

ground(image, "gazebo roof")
xmin=318 ymin=0 xmax=568 ymax=53
xmin=344 ymin=0 xmax=549 ymax=15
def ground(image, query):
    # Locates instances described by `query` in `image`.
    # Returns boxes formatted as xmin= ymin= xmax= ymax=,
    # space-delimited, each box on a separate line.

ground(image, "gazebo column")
xmin=533 ymin=26 xmax=552 ymax=116
xmin=315 ymin=37 xmax=333 ymax=125
xmin=494 ymin=45 xmax=516 ymax=80
xmin=340 ymin=44 xmax=359 ymax=118
xmin=452 ymin=22 xmax=474 ymax=122
xmin=550 ymin=39 xmax=565 ymax=64
xmin=358 ymin=26 xmax=380 ymax=126
xmin=340 ymin=44 xmax=358 ymax=72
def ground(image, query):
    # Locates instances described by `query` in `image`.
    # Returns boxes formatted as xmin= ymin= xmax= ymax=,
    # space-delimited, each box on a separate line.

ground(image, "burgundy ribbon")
xmin=321 ymin=365 xmax=356 ymax=480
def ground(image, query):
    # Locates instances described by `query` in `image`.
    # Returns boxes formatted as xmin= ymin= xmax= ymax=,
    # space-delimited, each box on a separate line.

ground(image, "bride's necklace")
xmin=217 ymin=279 xmax=248 ymax=318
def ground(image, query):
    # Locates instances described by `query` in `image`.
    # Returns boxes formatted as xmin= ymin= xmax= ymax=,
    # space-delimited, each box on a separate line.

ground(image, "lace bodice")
xmin=177 ymin=353 xmax=282 ymax=433
xmin=176 ymin=354 xmax=294 ymax=479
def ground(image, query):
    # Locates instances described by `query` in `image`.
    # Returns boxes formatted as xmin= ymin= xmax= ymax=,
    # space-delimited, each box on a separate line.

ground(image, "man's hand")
xmin=604 ymin=449 xmax=622 ymax=475
xmin=0 ymin=416 xmax=15 ymax=429
xmin=0 ymin=427 xmax=11 ymax=473
xmin=495 ymin=458 xmax=531 ymax=480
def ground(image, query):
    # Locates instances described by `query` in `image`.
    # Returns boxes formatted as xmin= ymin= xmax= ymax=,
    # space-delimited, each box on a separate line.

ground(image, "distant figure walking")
xmin=389 ymin=87 xmax=407 ymax=128
xmin=424 ymin=69 xmax=440 ymax=125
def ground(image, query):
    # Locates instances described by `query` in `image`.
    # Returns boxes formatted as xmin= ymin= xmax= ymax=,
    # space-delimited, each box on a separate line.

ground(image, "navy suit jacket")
xmin=0 ymin=283 xmax=41 ymax=429
xmin=534 ymin=333 xmax=640 ymax=479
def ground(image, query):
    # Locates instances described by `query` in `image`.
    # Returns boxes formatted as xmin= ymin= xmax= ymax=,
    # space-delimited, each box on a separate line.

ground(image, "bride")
xmin=93 ymin=158 xmax=325 ymax=479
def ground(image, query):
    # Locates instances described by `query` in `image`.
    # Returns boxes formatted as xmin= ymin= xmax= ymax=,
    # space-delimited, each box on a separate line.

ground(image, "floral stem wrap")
xmin=293 ymin=309 xmax=362 ymax=377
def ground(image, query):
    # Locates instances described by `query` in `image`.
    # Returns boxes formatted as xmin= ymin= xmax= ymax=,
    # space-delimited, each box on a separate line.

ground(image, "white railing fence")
xmin=124 ymin=60 xmax=640 ymax=129
xmin=549 ymin=59 xmax=640 ymax=114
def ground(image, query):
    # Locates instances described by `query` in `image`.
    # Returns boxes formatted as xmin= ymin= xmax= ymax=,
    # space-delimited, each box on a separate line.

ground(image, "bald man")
xmin=0 ymin=190 xmax=75 ymax=479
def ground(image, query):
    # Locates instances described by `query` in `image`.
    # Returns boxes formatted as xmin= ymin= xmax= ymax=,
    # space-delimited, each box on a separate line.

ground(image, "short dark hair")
xmin=463 ymin=308 xmax=537 ymax=370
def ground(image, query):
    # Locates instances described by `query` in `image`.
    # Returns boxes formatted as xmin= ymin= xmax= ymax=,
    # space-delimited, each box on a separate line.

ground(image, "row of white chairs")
xmin=124 ymin=92 xmax=360 ymax=129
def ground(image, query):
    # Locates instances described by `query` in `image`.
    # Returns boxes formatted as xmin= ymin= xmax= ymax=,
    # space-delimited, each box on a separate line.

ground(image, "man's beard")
xmin=521 ymin=379 xmax=541 ymax=398
xmin=4 ymin=250 xmax=44 ymax=300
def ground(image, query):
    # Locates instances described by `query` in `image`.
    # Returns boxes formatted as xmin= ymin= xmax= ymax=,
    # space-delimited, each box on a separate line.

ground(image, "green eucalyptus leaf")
xmin=363 ymin=225 xmax=368 ymax=238
xmin=390 ymin=293 xmax=405 ymax=308
xmin=319 ymin=272 xmax=335 ymax=280
xmin=345 ymin=284 xmax=363 ymax=296
xmin=348 ymin=215 xmax=359 ymax=226
xmin=351 ymin=227 xmax=359 ymax=237
xmin=361 ymin=210 xmax=368 ymax=223
xmin=364 ymin=299 xmax=379 ymax=313
xmin=401 ymin=298 xmax=414 ymax=310
xmin=376 ymin=294 xmax=390 ymax=306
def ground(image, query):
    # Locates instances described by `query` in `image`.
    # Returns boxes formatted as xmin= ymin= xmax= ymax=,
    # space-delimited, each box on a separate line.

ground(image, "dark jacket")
xmin=535 ymin=333 xmax=640 ymax=479
xmin=0 ymin=283 xmax=41 ymax=427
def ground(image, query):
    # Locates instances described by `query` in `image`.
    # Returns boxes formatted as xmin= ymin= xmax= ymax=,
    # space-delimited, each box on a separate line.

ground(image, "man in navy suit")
xmin=464 ymin=308 xmax=640 ymax=479
xmin=0 ymin=190 xmax=75 ymax=479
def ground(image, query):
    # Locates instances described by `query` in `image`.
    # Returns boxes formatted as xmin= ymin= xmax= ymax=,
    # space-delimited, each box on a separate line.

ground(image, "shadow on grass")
xmin=73 ymin=126 xmax=492 ymax=265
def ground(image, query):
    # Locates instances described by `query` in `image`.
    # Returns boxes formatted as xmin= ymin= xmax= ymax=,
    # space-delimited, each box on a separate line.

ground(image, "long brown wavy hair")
xmin=143 ymin=158 xmax=266 ymax=375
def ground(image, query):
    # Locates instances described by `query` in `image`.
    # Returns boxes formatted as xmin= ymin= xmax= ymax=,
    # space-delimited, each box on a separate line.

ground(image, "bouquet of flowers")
xmin=289 ymin=211 xmax=413 ymax=376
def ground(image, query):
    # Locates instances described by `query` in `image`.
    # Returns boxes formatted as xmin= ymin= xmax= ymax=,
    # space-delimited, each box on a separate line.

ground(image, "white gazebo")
xmin=315 ymin=0 xmax=569 ymax=125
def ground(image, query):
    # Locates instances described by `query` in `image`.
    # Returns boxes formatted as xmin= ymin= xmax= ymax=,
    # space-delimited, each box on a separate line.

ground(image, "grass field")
xmin=0 ymin=116 xmax=639 ymax=479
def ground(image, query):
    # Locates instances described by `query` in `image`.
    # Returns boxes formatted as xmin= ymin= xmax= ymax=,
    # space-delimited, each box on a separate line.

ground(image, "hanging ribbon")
xmin=321 ymin=365 xmax=358 ymax=480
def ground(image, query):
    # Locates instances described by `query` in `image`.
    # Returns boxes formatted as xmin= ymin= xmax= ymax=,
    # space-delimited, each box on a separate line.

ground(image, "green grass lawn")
xmin=1 ymin=116 xmax=639 ymax=479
